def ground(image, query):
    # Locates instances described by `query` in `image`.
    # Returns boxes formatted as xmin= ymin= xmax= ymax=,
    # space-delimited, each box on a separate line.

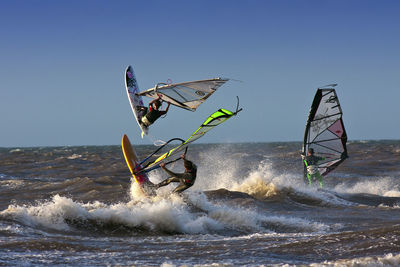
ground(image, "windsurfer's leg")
xmin=136 ymin=106 xmax=147 ymax=113
xmin=317 ymin=173 xmax=324 ymax=188
xmin=172 ymin=183 xmax=192 ymax=194
xmin=156 ymin=177 xmax=180 ymax=188
xmin=141 ymin=116 xmax=152 ymax=127
xmin=136 ymin=106 xmax=148 ymax=121
xmin=307 ymin=174 xmax=313 ymax=186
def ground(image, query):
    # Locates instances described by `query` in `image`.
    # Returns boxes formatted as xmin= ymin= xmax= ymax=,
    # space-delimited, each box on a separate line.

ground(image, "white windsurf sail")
xmin=302 ymin=85 xmax=348 ymax=179
xmin=138 ymin=78 xmax=229 ymax=111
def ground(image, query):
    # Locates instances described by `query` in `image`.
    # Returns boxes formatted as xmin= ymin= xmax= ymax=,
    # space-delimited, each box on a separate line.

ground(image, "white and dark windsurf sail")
xmin=138 ymin=78 xmax=229 ymax=111
xmin=302 ymin=85 xmax=348 ymax=179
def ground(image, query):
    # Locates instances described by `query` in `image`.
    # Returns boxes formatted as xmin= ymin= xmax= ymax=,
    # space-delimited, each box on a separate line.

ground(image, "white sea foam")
xmin=1 ymin=195 xmax=87 ymax=230
xmin=9 ymin=149 xmax=23 ymax=153
xmin=0 ymin=222 xmax=24 ymax=235
xmin=0 ymin=188 xmax=330 ymax=235
xmin=334 ymin=176 xmax=400 ymax=197
xmin=158 ymin=243 xmax=400 ymax=267
xmin=67 ymin=154 xmax=82 ymax=160
xmin=0 ymin=149 xmax=336 ymax=267
xmin=194 ymin=146 xmax=243 ymax=191
xmin=0 ymin=179 xmax=24 ymax=189
xmin=312 ymin=253 xmax=400 ymax=267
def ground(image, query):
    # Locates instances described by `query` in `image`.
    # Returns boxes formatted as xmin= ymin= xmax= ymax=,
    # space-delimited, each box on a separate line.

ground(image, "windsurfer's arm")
xmin=180 ymin=154 xmax=193 ymax=166
xmin=149 ymin=98 xmax=159 ymax=105
xmin=303 ymin=159 xmax=308 ymax=167
xmin=159 ymin=102 xmax=170 ymax=115
xmin=149 ymin=97 xmax=162 ymax=109
xmin=164 ymin=102 xmax=170 ymax=112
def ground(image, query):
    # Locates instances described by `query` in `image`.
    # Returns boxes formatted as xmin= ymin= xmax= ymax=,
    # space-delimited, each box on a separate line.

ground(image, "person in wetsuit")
xmin=140 ymin=97 xmax=170 ymax=127
xmin=302 ymin=148 xmax=325 ymax=187
xmin=155 ymin=154 xmax=197 ymax=194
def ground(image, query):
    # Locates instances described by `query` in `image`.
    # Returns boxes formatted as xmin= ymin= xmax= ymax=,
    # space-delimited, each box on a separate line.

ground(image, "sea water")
xmin=1 ymin=141 xmax=400 ymax=266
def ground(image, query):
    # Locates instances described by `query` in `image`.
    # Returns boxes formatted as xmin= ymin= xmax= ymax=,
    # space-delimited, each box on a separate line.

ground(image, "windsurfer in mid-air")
xmin=302 ymin=148 xmax=325 ymax=187
xmin=139 ymin=96 xmax=170 ymax=128
xmin=155 ymin=154 xmax=197 ymax=193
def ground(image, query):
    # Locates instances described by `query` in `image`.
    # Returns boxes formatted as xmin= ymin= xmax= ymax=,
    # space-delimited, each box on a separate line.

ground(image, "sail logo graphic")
xmin=196 ymin=91 xmax=205 ymax=96
xmin=326 ymin=95 xmax=337 ymax=103
xmin=127 ymin=71 xmax=138 ymax=91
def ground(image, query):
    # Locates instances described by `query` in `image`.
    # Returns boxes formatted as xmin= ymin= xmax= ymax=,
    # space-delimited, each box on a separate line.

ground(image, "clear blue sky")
xmin=1 ymin=0 xmax=399 ymax=147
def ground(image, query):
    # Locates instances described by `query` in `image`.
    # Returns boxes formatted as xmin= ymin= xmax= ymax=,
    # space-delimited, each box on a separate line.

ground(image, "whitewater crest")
xmin=1 ymin=181 xmax=330 ymax=236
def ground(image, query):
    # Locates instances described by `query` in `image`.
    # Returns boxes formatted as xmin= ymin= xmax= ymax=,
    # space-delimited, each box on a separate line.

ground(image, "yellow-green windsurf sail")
xmin=138 ymin=108 xmax=240 ymax=173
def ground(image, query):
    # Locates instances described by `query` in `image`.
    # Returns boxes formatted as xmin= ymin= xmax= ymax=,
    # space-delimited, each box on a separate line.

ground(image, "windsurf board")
xmin=121 ymin=134 xmax=154 ymax=195
xmin=125 ymin=65 xmax=148 ymax=137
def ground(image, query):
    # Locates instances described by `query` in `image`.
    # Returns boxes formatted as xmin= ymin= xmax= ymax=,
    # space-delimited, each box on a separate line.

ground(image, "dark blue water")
xmin=1 ymin=140 xmax=400 ymax=266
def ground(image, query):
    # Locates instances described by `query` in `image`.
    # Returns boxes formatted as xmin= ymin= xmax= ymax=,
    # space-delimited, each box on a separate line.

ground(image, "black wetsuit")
xmin=141 ymin=106 xmax=167 ymax=127
xmin=157 ymin=160 xmax=197 ymax=193
xmin=145 ymin=109 xmax=166 ymax=124
xmin=304 ymin=155 xmax=324 ymax=166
